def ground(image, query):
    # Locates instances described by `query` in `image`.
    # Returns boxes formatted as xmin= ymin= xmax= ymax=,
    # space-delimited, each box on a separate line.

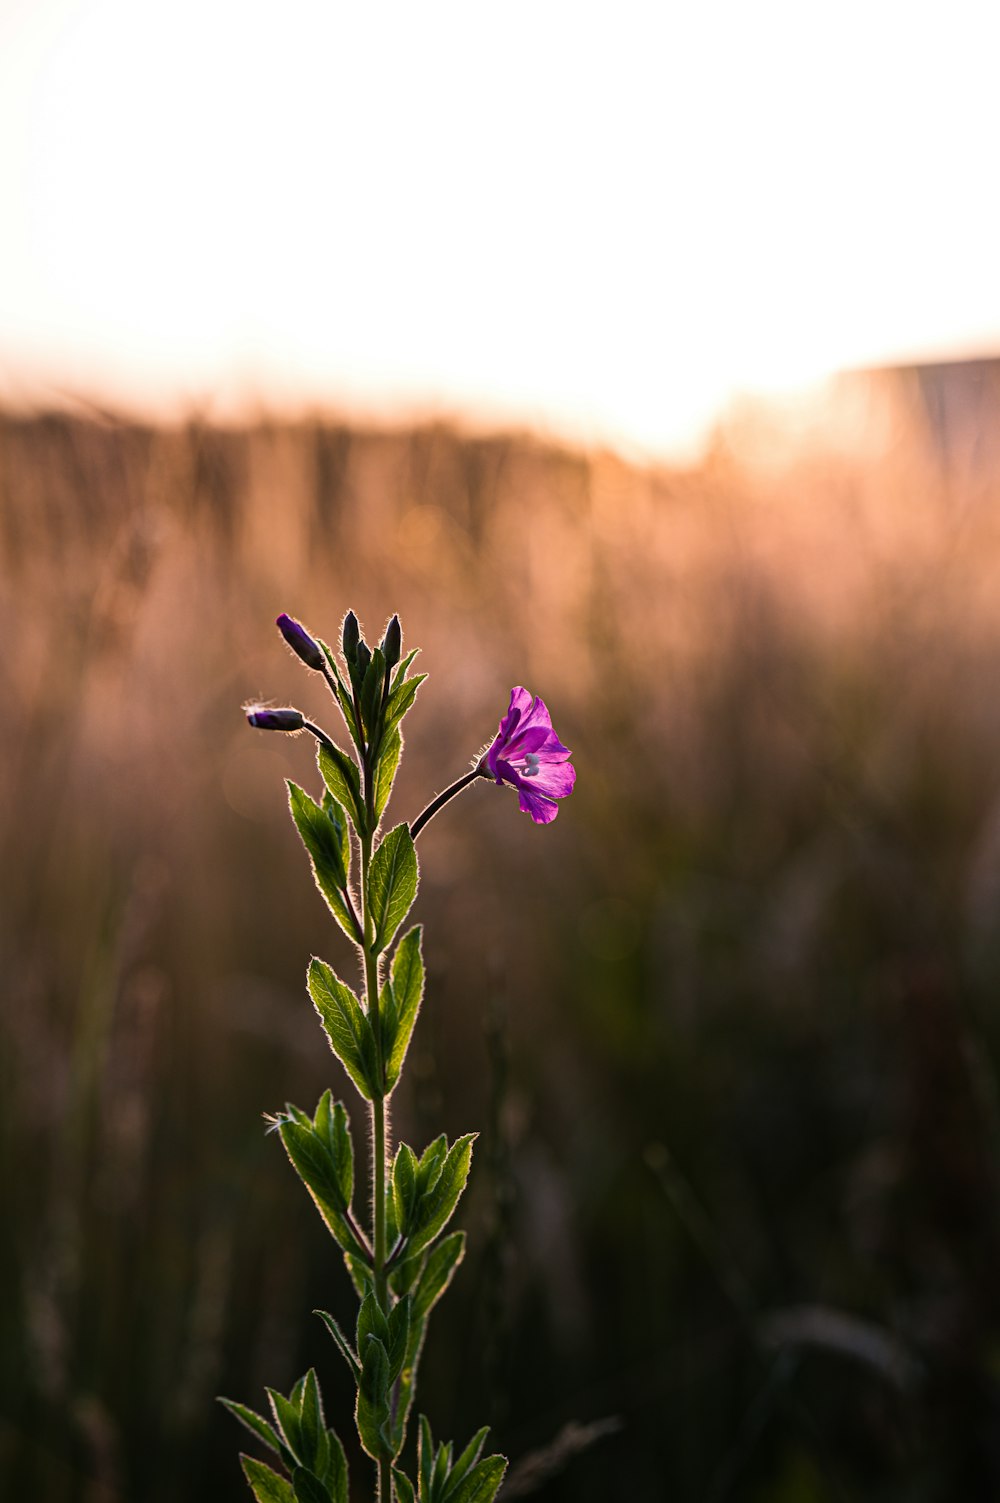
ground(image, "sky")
xmin=1 ymin=0 xmax=999 ymax=459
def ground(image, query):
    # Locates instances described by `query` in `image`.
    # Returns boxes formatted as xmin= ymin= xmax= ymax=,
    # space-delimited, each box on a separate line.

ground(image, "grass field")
xmin=3 ymin=387 xmax=1000 ymax=1500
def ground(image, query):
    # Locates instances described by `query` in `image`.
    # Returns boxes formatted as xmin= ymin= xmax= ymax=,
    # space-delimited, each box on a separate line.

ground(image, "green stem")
xmin=360 ymin=759 xmax=392 ymax=1502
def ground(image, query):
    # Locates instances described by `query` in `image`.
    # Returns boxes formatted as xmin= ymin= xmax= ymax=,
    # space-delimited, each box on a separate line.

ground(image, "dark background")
xmin=3 ymin=373 xmax=1000 ymax=1501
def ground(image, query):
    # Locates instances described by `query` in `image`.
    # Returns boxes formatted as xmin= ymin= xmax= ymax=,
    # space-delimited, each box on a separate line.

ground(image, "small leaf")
xmin=356 ymin=1335 xmax=392 ymax=1460
xmin=241 ymin=1455 xmax=296 ymax=1503
xmin=392 ymin=1144 xmax=419 ymax=1237
xmin=442 ymin=1428 xmax=490 ymax=1500
xmin=314 ymin=1092 xmax=353 ymax=1210
xmin=360 ymin=646 xmax=387 ymax=740
xmin=374 ymin=725 xmax=402 ymax=822
xmin=219 ymin=1399 xmax=287 ymax=1462
xmin=389 ymin=647 xmax=420 ymax=693
xmin=308 ymin=958 xmax=379 ymax=1100
xmin=287 ymin=782 xmax=358 ymax=943
xmin=385 ymin=926 xmax=424 ymax=1092
xmin=413 ymin=1231 xmax=466 ymax=1322
xmin=298 ymin=1370 xmax=329 ymax=1479
xmin=266 ymin=1389 xmax=303 ymax=1461
xmin=386 ymin=1294 xmax=412 ymax=1382
xmin=416 ymin=1135 xmax=448 ymax=1194
xmin=446 ymin=1455 xmax=508 ymax=1503
xmin=322 ymin=1429 xmax=349 ymax=1503
xmin=409 ymin=1136 xmax=477 ymax=1257
xmin=278 ymin=1121 xmax=363 ymax=1257
xmin=356 ymin=1290 xmax=391 ymax=1359
xmin=392 ymin=1468 xmax=416 ymax=1503
xmin=419 ymin=1415 xmax=435 ymax=1499
xmin=368 ymin=825 xmax=418 ymax=954
xmin=318 ymin=743 xmax=365 ymax=833
xmin=433 ymin=1441 xmax=453 ymax=1497
xmin=292 ymin=1467 xmax=330 ymax=1503
xmin=314 ymin=1310 xmax=361 ymax=1384
xmin=384 ymin=673 xmax=427 ymax=737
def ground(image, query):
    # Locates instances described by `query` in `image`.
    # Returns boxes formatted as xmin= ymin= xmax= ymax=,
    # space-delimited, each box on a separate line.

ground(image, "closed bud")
xmin=381 ymin=614 xmax=402 ymax=669
xmin=355 ymin=639 xmax=371 ymax=679
xmin=342 ymin=610 xmax=361 ymax=665
xmin=246 ymin=706 xmax=304 ymax=731
xmin=276 ymin=613 xmax=325 ymax=672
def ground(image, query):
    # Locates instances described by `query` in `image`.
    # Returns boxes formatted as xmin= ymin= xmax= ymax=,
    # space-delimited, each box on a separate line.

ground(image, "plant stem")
xmin=360 ymin=759 xmax=392 ymax=1502
xmin=410 ymin=766 xmax=486 ymax=841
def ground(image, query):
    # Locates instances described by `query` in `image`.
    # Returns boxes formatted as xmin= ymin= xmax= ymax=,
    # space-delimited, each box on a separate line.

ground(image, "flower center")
xmin=522 ymin=752 xmax=541 ymax=777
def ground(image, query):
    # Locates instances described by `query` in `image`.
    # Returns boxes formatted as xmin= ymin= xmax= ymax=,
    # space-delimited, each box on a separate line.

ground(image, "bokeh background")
xmin=4 ymin=4 xmax=1000 ymax=1501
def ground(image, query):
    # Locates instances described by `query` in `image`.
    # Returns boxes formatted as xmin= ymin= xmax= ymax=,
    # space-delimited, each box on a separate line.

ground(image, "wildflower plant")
xmin=225 ymin=610 xmax=574 ymax=1503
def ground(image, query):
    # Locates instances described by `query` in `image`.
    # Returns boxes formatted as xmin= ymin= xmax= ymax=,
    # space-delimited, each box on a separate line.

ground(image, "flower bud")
xmin=341 ymin=610 xmax=360 ymax=666
xmin=246 ymin=706 xmax=304 ymax=731
xmin=276 ymin=613 xmax=325 ymax=672
xmin=355 ymin=639 xmax=371 ymax=679
xmin=381 ymin=614 xmax=402 ymax=669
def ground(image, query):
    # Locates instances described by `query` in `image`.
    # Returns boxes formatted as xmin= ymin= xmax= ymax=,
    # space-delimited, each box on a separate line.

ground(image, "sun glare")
xmin=1 ymin=0 xmax=998 ymax=458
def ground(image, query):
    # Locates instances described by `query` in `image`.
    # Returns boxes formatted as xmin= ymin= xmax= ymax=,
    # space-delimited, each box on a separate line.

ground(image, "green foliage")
xmin=374 ymin=725 xmax=402 ymax=822
xmin=241 ymin=1456 xmax=296 ymax=1503
xmin=402 ymin=1417 xmax=506 ymax=1503
xmin=380 ymin=925 xmax=425 ymax=1092
xmin=277 ymin=1093 xmax=362 ymax=1257
xmin=384 ymin=672 xmax=427 ymax=739
xmin=360 ymin=646 xmax=387 ymax=743
xmin=405 ymin=1134 xmax=477 ymax=1258
xmin=368 ymin=824 xmax=419 ymax=953
xmin=231 ymin=1372 xmax=348 ymax=1503
xmin=287 ymin=782 xmax=358 ymax=943
xmin=318 ymin=743 xmax=365 ymax=835
xmin=308 ymin=959 xmax=379 ymax=1100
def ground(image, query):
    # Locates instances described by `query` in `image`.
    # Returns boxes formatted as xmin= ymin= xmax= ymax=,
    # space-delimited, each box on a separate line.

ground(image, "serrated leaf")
xmin=384 ymin=673 xmax=427 ymax=737
xmin=318 ymin=743 xmax=365 ymax=832
xmin=392 ymin=1143 xmax=419 ymax=1236
xmin=241 ymin=1455 xmax=296 ymax=1503
xmin=314 ymin=1310 xmax=361 ymax=1384
xmin=385 ymin=926 xmax=424 ymax=1091
xmin=442 ymin=1428 xmax=490 ymax=1501
xmin=374 ymin=725 xmax=402 ymax=822
xmin=308 ymin=958 xmax=379 ymax=1100
xmin=322 ymin=1429 xmax=348 ymax=1503
xmin=368 ymin=824 xmax=418 ymax=954
xmin=287 ymin=782 xmax=359 ymax=943
xmin=392 ymin=1468 xmax=416 ymax=1503
xmin=220 ymin=1399 xmax=287 ymax=1462
xmin=278 ymin=1121 xmax=362 ymax=1256
xmin=298 ymin=1370 xmax=329 ymax=1479
xmin=413 ymin=1232 xmax=466 ymax=1322
xmin=356 ymin=1335 xmax=392 ymax=1460
xmin=267 ymin=1389 xmax=303 ymax=1461
xmin=292 ymin=1467 xmax=330 ymax=1503
xmin=446 ymin=1455 xmax=507 ymax=1503
xmin=313 ymin=1092 xmax=353 ymax=1210
xmin=409 ymin=1136 xmax=476 ymax=1257
xmin=360 ymin=646 xmax=387 ymax=740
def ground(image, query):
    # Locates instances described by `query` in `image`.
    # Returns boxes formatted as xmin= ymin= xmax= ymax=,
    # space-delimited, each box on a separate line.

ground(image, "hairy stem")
xmin=410 ymin=766 xmax=486 ymax=841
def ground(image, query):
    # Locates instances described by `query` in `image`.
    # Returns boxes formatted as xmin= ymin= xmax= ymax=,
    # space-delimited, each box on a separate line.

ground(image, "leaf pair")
xmin=390 ymin=1134 xmax=477 ymax=1261
xmin=392 ymin=1417 xmax=506 ymax=1503
xmin=309 ymin=924 xmax=423 ymax=1100
xmin=223 ymin=1369 xmax=348 ymax=1503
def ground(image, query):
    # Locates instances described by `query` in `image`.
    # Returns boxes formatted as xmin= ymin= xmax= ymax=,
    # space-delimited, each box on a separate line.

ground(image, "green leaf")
xmin=419 ymin=1416 xmax=435 ymax=1499
xmin=384 ymin=673 xmax=427 ymax=737
xmin=446 ymin=1456 xmax=507 ymax=1503
xmin=386 ymin=1294 xmax=412 ymax=1383
xmin=409 ymin=1136 xmax=477 ymax=1257
xmin=392 ymin=1143 xmax=419 ymax=1236
xmin=322 ymin=1429 xmax=348 ymax=1503
xmin=318 ymin=743 xmax=365 ymax=833
xmin=384 ymin=926 xmax=424 ymax=1091
xmin=413 ymin=1231 xmax=466 ymax=1323
xmin=266 ymin=1389 xmax=303 ymax=1461
xmin=308 ymin=958 xmax=379 ymax=1100
xmin=314 ymin=1309 xmax=361 ymax=1384
xmin=356 ymin=1291 xmax=391 ymax=1360
xmin=292 ymin=1467 xmax=330 ymax=1503
xmin=360 ymin=646 xmax=387 ymax=740
xmin=368 ymin=824 xmax=418 ymax=953
xmin=392 ymin=1468 xmax=416 ymax=1503
xmin=297 ymin=1370 xmax=329 ymax=1480
xmin=356 ymin=1335 xmax=392 ymax=1460
xmin=314 ymin=1092 xmax=353 ymax=1209
xmin=441 ymin=1429 xmax=490 ymax=1501
xmin=287 ymin=782 xmax=358 ymax=943
xmin=374 ymin=725 xmax=402 ymax=822
xmin=416 ymin=1135 xmax=448 ymax=1196
xmin=433 ymin=1441 xmax=453 ymax=1497
xmin=389 ymin=647 xmax=420 ymax=692
xmin=219 ymin=1399 xmax=288 ymax=1463
xmin=241 ymin=1455 xmax=296 ymax=1503
xmin=278 ymin=1121 xmax=363 ymax=1256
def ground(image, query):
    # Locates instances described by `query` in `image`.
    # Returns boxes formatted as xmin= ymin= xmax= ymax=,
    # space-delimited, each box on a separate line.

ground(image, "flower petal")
xmin=516 ymin=784 xmax=561 ymax=823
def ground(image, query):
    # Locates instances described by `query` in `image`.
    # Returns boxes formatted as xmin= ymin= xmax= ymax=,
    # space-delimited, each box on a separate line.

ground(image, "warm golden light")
xmin=1 ymin=0 xmax=998 ymax=457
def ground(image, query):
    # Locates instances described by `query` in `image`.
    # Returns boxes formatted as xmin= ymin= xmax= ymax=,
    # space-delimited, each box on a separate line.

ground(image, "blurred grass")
xmin=2 ymin=387 xmax=1000 ymax=1500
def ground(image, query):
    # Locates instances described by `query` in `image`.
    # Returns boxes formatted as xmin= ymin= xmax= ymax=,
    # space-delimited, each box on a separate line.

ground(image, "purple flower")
xmin=246 ymin=706 xmax=305 ymax=731
xmin=481 ymin=687 xmax=575 ymax=825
